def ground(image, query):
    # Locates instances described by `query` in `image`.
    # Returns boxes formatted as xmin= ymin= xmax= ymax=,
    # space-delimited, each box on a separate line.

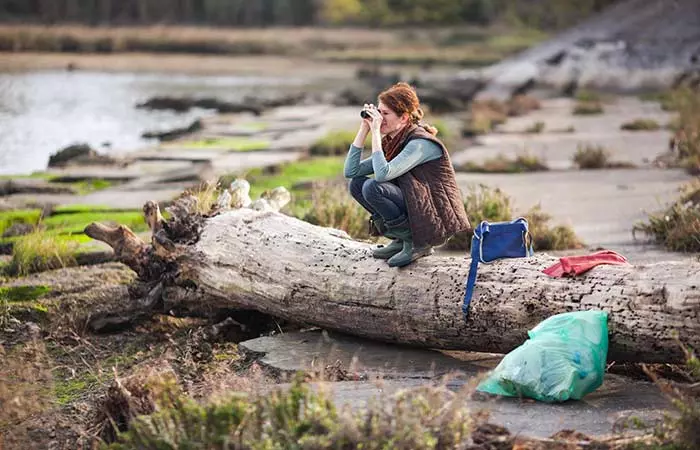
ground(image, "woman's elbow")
xmin=343 ymin=167 xmax=357 ymax=179
xmin=374 ymin=172 xmax=389 ymax=182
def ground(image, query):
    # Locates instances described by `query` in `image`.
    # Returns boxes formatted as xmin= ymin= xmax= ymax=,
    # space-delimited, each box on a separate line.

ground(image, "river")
xmin=0 ymin=70 xmax=311 ymax=175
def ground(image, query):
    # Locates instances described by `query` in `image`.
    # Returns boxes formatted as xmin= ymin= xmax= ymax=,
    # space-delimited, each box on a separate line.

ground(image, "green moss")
xmin=42 ymin=210 xmax=146 ymax=234
xmin=309 ymin=130 xmax=357 ymax=156
xmin=168 ymin=137 xmax=270 ymax=151
xmin=225 ymin=157 xmax=345 ymax=201
xmin=0 ymin=209 xmax=42 ymax=235
xmin=0 ymin=285 xmax=51 ymax=303
xmin=54 ymin=374 xmax=98 ymax=405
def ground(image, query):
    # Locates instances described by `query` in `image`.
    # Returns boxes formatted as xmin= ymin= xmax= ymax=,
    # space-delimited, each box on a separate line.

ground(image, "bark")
xmin=86 ymin=197 xmax=700 ymax=363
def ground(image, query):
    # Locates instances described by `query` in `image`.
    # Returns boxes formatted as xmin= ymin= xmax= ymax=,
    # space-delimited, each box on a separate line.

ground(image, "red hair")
xmin=378 ymin=82 xmax=438 ymax=135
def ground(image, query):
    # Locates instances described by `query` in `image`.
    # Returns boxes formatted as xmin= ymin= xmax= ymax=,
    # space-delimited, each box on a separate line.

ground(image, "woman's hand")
xmin=363 ymin=104 xmax=383 ymax=134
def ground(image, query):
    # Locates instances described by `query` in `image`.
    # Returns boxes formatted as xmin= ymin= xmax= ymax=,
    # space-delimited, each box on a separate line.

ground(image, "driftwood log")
xmin=85 ymin=192 xmax=700 ymax=364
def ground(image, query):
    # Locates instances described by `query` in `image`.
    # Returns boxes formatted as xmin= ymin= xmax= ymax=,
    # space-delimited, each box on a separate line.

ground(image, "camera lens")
xmin=360 ymin=110 xmax=370 ymax=119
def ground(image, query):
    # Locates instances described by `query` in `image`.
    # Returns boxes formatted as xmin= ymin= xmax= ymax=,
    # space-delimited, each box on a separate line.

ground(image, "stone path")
xmin=241 ymin=330 xmax=670 ymax=439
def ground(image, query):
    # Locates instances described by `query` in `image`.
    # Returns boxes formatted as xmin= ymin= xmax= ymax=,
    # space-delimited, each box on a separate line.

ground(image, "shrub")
xmin=633 ymin=180 xmax=700 ymax=252
xmin=6 ymin=229 xmax=77 ymax=276
xmin=524 ymin=121 xmax=545 ymax=133
xmin=462 ymin=100 xmax=508 ymax=136
xmin=573 ymin=144 xmax=609 ymax=169
xmin=107 ymin=374 xmax=476 ymax=450
xmin=573 ymin=101 xmax=604 ymax=115
xmin=443 ymin=184 xmax=512 ymax=250
xmin=455 ymin=153 xmax=548 ymax=173
xmin=621 ymin=118 xmax=661 ymax=131
xmin=668 ymin=87 xmax=700 ymax=175
xmin=574 ymin=89 xmax=603 ymax=103
xmin=301 ymin=182 xmax=371 ymax=240
xmin=507 ymin=95 xmax=541 ymax=116
xmin=524 ymin=204 xmax=584 ymax=251
xmin=310 ymin=130 xmax=357 ymax=156
xmin=445 ymin=185 xmax=583 ymax=251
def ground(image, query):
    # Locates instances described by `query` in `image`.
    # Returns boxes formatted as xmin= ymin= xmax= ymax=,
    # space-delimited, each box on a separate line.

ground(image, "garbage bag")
xmin=477 ymin=310 xmax=609 ymax=403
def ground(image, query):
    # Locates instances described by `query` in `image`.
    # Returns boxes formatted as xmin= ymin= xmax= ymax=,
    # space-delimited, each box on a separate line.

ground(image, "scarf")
xmin=382 ymin=124 xmax=418 ymax=162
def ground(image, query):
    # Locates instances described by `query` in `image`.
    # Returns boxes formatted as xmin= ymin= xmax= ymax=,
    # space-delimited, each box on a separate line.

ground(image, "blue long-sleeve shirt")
xmin=343 ymin=138 xmax=442 ymax=182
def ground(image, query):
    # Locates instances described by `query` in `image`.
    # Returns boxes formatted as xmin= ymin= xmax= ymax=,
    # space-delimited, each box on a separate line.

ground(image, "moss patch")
xmin=0 ymin=285 xmax=51 ymax=303
xmin=310 ymin=130 xmax=357 ymax=156
xmin=224 ymin=157 xmax=345 ymax=201
xmin=0 ymin=209 xmax=43 ymax=236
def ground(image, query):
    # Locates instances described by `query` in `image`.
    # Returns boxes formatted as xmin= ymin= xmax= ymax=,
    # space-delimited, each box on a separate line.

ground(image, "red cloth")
xmin=543 ymin=250 xmax=629 ymax=277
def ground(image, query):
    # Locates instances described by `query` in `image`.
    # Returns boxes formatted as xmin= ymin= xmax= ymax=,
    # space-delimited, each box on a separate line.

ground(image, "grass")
xmin=106 ymin=373 xmax=476 ymax=450
xmin=165 ymin=137 xmax=270 ymax=152
xmin=633 ymin=180 xmax=700 ymax=252
xmin=224 ymin=157 xmax=346 ymax=203
xmin=455 ymin=153 xmax=549 ymax=173
xmin=621 ymin=119 xmax=661 ymax=131
xmin=0 ymin=285 xmax=51 ymax=303
xmin=666 ymin=88 xmax=700 ymax=175
xmin=573 ymin=101 xmax=604 ymax=115
xmin=0 ymin=25 xmax=547 ymax=69
xmin=302 ymin=182 xmax=371 ymax=240
xmin=0 ymin=209 xmax=43 ymax=236
xmin=462 ymin=96 xmax=541 ymax=136
xmin=443 ymin=184 xmax=582 ymax=251
xmin=310 ymin=130 xmax=357 ymax=156
xmin=524 ymin=121 xmax=545 ymax=133
xmin=6 ymin=229 xmax=78 ymax=276
xmin=573 ymin=144 xmax=636 ymax=169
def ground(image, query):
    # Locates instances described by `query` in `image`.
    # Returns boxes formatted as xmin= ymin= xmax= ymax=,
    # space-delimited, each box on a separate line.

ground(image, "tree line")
xmin=0 ymin=0 xmax=618 ymax=30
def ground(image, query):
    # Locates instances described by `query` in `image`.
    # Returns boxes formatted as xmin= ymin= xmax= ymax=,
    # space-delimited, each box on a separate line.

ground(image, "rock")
xmin=142 ymin=119 xmax=203 ymax=142
xmin=48 ymin=143 xmax=117 ymax=168
xmin=0 ymin=179 xmax=77 ymax=196
xmin=2 ymin=222 xmax=34 ymax=238
xmin=137 ymin=96 xmax=262 ymax=115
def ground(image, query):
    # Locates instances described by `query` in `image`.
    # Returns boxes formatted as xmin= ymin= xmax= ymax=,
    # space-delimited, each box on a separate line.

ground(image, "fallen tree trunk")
xmin=86 ymin=196 xmax=700 ymax=363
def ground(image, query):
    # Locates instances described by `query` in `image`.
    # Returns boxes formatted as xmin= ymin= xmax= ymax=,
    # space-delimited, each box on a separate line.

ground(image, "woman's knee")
xmin=361 ymin=178 xmax=382 ymax=201
xmin=348 ymin=177 xmax=367 ymax=200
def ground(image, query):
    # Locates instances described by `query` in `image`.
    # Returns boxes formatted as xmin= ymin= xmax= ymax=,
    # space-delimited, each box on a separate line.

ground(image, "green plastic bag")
xmin=477 ymin=310 xmax=609 ymax=403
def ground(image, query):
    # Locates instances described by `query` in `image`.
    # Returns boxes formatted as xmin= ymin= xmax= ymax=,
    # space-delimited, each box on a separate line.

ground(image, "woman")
xmin=344 ymin=82 xmax=470 ymax=267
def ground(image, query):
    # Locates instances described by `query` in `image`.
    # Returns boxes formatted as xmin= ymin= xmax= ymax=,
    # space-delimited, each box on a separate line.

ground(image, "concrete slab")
xmin=241 ymin=330 xmax=671 ymax=438
xmin=453 ymin=97 xmax=676 ymax=170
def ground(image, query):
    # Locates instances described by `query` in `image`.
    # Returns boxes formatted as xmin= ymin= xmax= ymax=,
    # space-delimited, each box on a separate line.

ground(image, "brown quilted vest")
xmin=395 ymin=127 xmax=471 ymax=247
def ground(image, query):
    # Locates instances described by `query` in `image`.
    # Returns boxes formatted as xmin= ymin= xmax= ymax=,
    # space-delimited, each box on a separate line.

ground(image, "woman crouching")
xmin=344 ymin=82 xmax=470 ymax=267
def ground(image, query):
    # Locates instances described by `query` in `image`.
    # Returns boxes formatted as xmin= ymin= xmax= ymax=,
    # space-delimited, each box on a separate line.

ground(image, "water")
xmin=0 ymin=71 xmax=310 ymax=175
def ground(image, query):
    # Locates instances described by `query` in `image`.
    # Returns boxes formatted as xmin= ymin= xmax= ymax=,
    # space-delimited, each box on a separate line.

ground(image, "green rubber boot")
xmin=387 ymin=240 xmax=434 ymax=267
xmin=372 ymin=239 xmax=403 ymax=259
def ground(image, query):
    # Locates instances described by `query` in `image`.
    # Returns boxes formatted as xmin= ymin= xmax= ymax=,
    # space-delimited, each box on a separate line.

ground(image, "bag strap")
xmin=462 ymin=238 xmax=480 ymax=319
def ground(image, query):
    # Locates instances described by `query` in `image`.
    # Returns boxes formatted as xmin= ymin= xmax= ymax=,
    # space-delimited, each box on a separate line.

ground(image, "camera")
xmin=360 ymin=110 xmax=370 ymax=119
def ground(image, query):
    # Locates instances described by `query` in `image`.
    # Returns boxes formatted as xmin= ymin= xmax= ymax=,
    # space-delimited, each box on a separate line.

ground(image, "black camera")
xmin=360 ymin=110 xmax=370 ymax=119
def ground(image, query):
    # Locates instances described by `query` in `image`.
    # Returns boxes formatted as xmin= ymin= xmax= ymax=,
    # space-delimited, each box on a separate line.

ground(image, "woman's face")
xmin=378 ymin=102 xmax=407 ymax=136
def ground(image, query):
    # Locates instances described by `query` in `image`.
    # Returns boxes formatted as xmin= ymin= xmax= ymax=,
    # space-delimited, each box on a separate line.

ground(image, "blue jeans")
xmin=348 ymin=176 xmax=407 ymax=223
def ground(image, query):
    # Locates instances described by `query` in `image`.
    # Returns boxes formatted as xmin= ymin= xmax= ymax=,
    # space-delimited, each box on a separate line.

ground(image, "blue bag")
xmin=463 ymin=218 xmax=533 ymax=317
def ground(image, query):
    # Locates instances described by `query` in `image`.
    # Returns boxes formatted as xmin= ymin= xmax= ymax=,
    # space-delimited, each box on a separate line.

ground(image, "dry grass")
xmin=310 ymin=130 xmax=357 ymax=156
xmin=302 ymin=181 xmax=372 ymax=240
xmin=455 ymin=153 xmax=549 ymax=173
xmin=463 ymin=96 xmax=541 ymax=136
xmin=633 ymin=180 xmax=700 ymax=252
xmin=621 ymin=118 xmax=661 ymax=131
xmin=0 ymin=25 xmax=391 ymax=56
xmin=443 ymin=184 xmax=582 ymax=251
xmin=573 ymin=101 xmax=604 ymax=115
xmin=573 ymin=144 xmax=636 ymax=170
xmin=106 ymin=373 xmax=480 ymax=449
xmin=6 ymin=229 xmax=78 ymax=276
